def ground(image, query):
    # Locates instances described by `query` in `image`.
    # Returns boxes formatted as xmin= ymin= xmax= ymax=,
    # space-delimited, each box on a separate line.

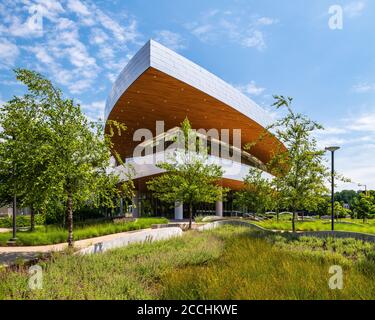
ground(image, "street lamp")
xmin=358 ymin=183 xmax=368 ymax=196
xmin=325 ymin=146 xmax=340 ymax=232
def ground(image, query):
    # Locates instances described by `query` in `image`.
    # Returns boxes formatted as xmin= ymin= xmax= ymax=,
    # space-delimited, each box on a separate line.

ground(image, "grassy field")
xmin=1 ymin=226 xmax=375 ymax=299
xmin=0 ymin=217 xmax=168 ymax=246
xmin=255 ymin=216 xmax=375 ymax=235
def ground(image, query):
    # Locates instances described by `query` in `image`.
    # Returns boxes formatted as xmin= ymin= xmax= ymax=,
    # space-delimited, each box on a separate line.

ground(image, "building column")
xmin=216 ymin=200 xmax=223 ymax=217
xmin=119 ymin=198 xmax=124 ymax=216
xmin=174 ymin=201 xmax=183 ymax=220
xmin=132 ymin=191 xmax=139 ymax=218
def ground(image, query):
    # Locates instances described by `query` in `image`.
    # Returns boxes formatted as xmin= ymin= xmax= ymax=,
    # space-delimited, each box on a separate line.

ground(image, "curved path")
xmin=0 ymin=227 xmax=182 ymax=267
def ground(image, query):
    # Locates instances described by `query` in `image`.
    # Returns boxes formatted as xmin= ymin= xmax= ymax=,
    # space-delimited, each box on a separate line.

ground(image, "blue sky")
xmin=0 ymin=0 xmax=374 ymax=190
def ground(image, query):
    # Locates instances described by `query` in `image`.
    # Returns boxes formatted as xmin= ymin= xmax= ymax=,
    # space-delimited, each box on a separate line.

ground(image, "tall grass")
xmin=161 ymin=228 xmax=375 ymax=300
xmin=0 ymin=218 xmax=168 ymax=246
xmin=255 ymin=218 xmax=375 ymax=235
xmin=0 ymin=231 xmax=222 ymax=299
xmin=1 ymin=226 xmax=375 ymax=299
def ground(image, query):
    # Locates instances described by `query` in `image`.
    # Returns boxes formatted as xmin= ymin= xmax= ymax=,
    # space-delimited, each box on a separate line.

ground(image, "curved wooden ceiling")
xmin=106 ymin=67 xmax=285 ymax=166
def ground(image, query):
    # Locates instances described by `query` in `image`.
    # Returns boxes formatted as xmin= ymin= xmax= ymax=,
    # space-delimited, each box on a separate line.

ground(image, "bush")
xmin=0 ymin=217 xmax=169 ymax=246
xmin=0 ymin=215 xmax=45 ymax=228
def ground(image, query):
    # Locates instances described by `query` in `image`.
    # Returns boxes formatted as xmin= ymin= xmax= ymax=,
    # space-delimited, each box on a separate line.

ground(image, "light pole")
xmin=358 ymin=183 xmax=368 ymax=196
xmin=325 ymin=146 xmax=340 ymax=232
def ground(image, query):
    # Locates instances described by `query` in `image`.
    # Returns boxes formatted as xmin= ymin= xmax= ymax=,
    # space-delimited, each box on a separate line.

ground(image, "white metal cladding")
xmin=105 ymin=39 xmax=272 ymax=128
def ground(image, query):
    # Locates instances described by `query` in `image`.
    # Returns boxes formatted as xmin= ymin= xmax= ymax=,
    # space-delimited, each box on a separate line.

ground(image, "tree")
xmin=262 ymin=96 xmax=328 ymax=232
xmin=234 ymin=168 xmax=273 ymax=218
xmin=314 ymin=195 xmax=331 ymax=217
xmin=352 ymin=193 xmax=375 ymax=223
xmin=147 ymin=118 xmax=226 ymax=229
xmin=0 ymin=77 xmax=57 ymax=230
xmin=327 ymin=201 xmax=351 ymax=220
xmin=0 ymin=69 xmax=134 ymax=245
xmin=334 ymin=190 xmax=357 ymax=208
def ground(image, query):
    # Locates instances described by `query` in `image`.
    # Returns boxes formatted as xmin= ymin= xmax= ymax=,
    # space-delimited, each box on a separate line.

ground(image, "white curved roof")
xmin=105 ymin=40 xmax=272 ymax=128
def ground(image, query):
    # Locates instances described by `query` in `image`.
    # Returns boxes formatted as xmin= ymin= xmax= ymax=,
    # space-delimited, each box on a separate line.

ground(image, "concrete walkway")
xmin=0 ymin=228 xmax=11 ymax=233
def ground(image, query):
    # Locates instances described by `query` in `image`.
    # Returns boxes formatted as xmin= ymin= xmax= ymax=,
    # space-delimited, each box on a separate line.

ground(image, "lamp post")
xmin=358 ymin=183 xmax=368 ymax=196
xmin=325 ymin=146 xmax=340 ymax=232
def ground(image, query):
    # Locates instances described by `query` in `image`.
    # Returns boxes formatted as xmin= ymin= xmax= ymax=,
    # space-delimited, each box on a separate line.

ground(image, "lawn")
xmin=254 ymin=216 xmax=375 ymax=235
xmin=1 ymin=226 xmax=375 ymax=299
xmin=0 ymin=217 xmax=168 ymax=246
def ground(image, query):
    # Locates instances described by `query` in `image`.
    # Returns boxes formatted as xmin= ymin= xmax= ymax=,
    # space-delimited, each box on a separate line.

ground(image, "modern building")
xmin=105 ymin=40 xmax=285 ymax=219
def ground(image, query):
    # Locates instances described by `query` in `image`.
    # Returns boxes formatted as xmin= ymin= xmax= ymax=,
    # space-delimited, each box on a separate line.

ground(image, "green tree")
xmin=327 ymin=201 xmax=351 ymax=220
xmin=263 ymin=96 xmax=328 ymax=232
xmin=0 ymin=76 xmax=57 ymax=230
xmin=334 ymin=190 xmax=357 ymax=208
xmin=234 ymin=168 xmax=273 ymax=218
xmin=0 ymin=69 xmax=134 ymax=245
xmin=314 ymin=195 xmax=331 ymax=217
xmin=147 ymin=118 xmax=226 ymax=229
xmin=352 ymin=193 xmax=375 ymax=223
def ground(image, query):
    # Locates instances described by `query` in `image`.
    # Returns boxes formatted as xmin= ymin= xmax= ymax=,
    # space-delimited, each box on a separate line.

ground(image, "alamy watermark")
xmin=328 ymin=265 xmax=343 ymax=290
xmin=28 ymin=264 xmax=43 ymax=290
xmin=328 ymin=5 xmax=344 ymax=30
xmin=130 ymin=121 xmax=245 ymax=174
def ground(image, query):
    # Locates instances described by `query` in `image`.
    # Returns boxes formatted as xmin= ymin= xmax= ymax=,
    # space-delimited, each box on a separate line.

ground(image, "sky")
xmin=0 ymin=0 xmax=374 ymax=190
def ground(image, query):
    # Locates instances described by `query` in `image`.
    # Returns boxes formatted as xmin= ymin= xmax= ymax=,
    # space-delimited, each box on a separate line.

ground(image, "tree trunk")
xmin=189 ymin=203 xmax=193 ymax=230
xmin=30 ymin=207 xmax=35 ymax=231
xmin=276 ymin=208 xmax=279 ymax=222
xmin=66 ymin=191 xmax=74 ymax=247
xmin=292 ymin=211 xmax=296 ymax=233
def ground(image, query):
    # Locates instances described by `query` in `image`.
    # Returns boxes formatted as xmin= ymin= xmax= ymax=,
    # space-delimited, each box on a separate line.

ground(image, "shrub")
xmin=0 ymin=215 xmax=45 ymax=228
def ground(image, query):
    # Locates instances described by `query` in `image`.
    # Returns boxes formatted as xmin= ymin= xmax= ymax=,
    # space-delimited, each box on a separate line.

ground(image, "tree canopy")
xmin=147 ymin=118 xmax=226 ymax=228
xmin=0 ymin=69 xmax=134 ymax=244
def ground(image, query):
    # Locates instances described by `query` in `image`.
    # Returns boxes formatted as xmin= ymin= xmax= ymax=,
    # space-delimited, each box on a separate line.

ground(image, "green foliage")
xmin=334 ymin=190 xmax=358 ymax=207
xmin=261 ymin=96 xmax=328 ymax=232
xmin=0 ymin=69 xmax=134 ymax=243
xmin=234 ymin=168 xmax=273 ymax=215
xmin=2 ymin=226 xmax=375 ymax=299
xmin=352 ymin=193 xmax=375 ymax=222
xmin=0 ymin=226 xmax=220 ymax=299
xmin=256 ymin=217 xmax=375 ymax=234
xmin=147 ymin=118 xmax=226 ymax=227
xmin=0 ymin=217 xmax=167 ymax=246
xmin=0 ymin=215 xmax=44 ymax=228
xmin=327 ymin=201 xmax=351 ymax=219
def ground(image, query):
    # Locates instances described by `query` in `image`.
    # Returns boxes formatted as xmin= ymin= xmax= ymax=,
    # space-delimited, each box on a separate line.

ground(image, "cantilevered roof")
xmin=105 ymin=39 xmax=285 ymax=165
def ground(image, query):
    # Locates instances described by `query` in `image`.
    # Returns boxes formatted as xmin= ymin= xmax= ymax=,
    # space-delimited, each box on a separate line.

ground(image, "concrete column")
xmin=174 ymin=201 xmax=183 ymax=220
xmin=132 ymin=191 xmax=139 ymax=218
xmin=119 ymin=198 xmax=124 ymax=216
xmin=216 ymin=200 xmax=223 ymax=217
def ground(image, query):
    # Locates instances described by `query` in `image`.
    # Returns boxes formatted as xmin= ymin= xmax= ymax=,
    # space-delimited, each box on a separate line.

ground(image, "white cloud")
xmin=238 ymin=81 xmax=266 ymax=96
xmin=315 ymin=127 xmax=348 ymax=135
xmin=257 ymin=17 xmax=278 ymax=26
xmin=347 ymin=113 xmax=375 ymax=132
xmin=352 ymin=82 xmax=375 ymax=93
xmin=67 ymin=0 xmax=90 ymax=16
xmin=186 ymin=10 xmax=276 ymax=50
xmin=80 ymin=100 xmax=106 ymax=121
xmin=314 ymin=108 xmax=375 ymax=189
xmin=154 ymin=30 xmax=186 ymax=51
xmin=344 ymin=1 xmax=366 ymax=18
xmin=241 ymin=30 xmax=266 ymax=50
xmin=89 ymin=28 xmax=109 ymax=45
xmin=0 ymin=38 xmax=20 ymax=67
xmin=0 ymin=0 xmax=139 ymax=96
